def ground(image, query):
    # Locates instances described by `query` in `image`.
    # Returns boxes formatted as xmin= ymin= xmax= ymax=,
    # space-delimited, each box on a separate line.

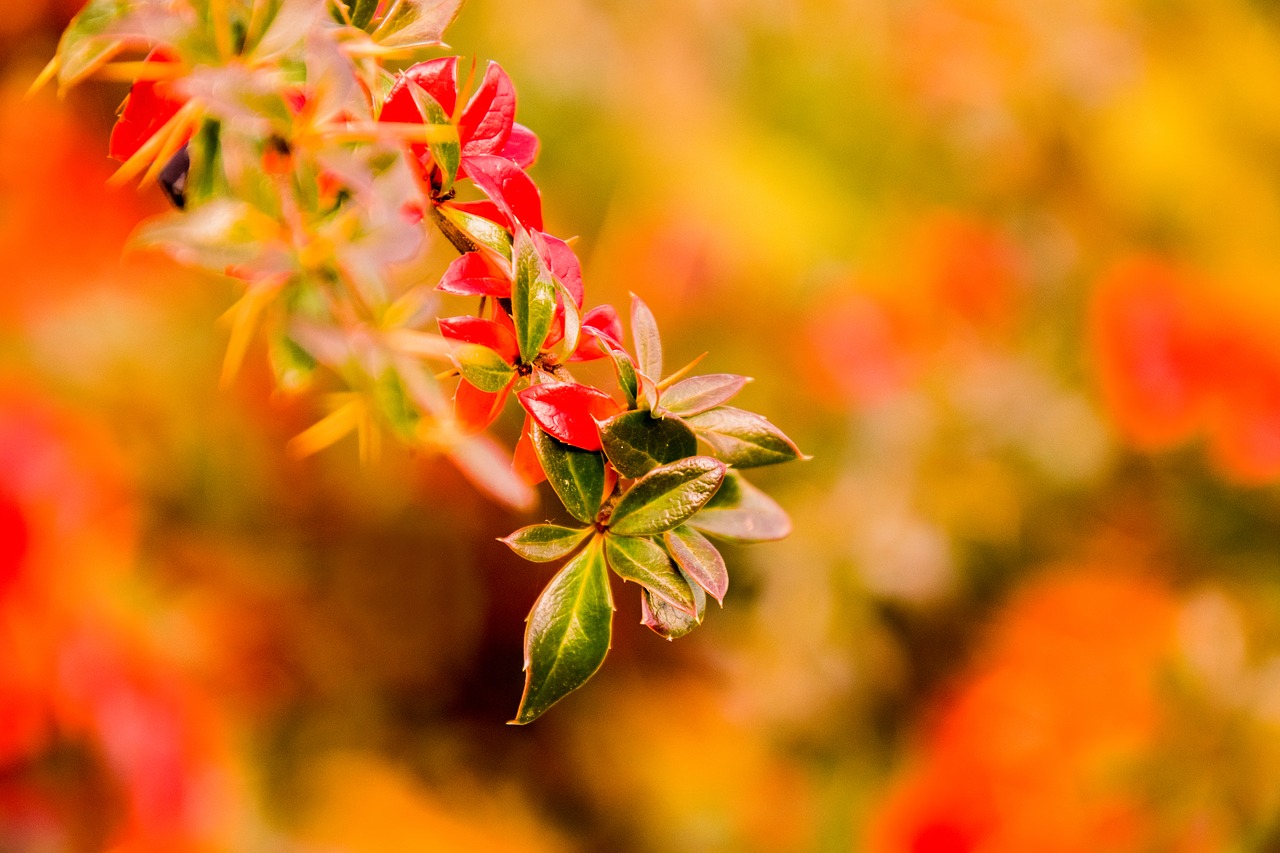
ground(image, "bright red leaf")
xmin=518 ymin=383 xmax=622 ymax=451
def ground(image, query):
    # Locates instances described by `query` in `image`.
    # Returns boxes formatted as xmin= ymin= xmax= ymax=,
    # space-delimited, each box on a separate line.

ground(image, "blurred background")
xmin=5 ymin=0 xmax=1280 ymax=850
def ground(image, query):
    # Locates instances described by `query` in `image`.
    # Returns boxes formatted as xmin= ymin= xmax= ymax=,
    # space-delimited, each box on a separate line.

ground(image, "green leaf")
xmin=437 ymin=206 xmax=513 ymax=262
xmin=514 ymin=537 xmax=613 ymax=724
xmin=689 ymin=471 xmax=791 ymax=543
xmin=663 ymin=525 xmax=728 ymax=605
xmin=512 ymin=230 xmax=557 ymax=363
xmin=350 ymin=0 xmax=380 ymax=29
xmin=598 ymin=410 xmax=698 ymax=479
xmin=659 ymin=374 xmax=749 ymax=417
xmin=608 ymin=347 xmax=639 ymax=408
xmin=608 ymin=456 xmax=725 ymax=536
xmin=640 ymin=568 xmax=705 ymax=640
xmin=630 ymin=293 xmax=663 ymax=380
xmin=405 ymin=81 xmax=460 ymax=193
xmin=452 ymin=343 xmax=515 ymax=393
xmin=604 ymin=534 xmax=696 ymax=615
xmin=684 ymin=406 xmax=805 ymax=468
xmin=531 ymin=426 xmax=606 ymax=524
xmin=501 ymin=524 xmax=592 ymax=562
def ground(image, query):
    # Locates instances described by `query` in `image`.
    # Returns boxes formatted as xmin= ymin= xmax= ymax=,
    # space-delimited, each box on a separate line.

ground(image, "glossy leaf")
xmin=439 ymin=315 xmax=519 ymax=362
xmin=467 ymin=155 xmax=543 ymax=232
xmin=608 ymin=456 xmax=726 ymax=536
xmin=630 ymin=293 xmax=663 ymax=380
xmin=519 ymin=383 xmax=621 ymax=452
xmin=437 ymin=204 xmax=512 ymax=262
xmin=659 ymin=374 xmax=749 ymax=417
xmin=605 ymin=342 xmax=640 ymax=407
xmin=437 ymin=251 xmax=511 ymax=299
xmin=604 ymin=534 xmax=696 ymax=615
xmin=542 ymin=234 xmax=584 ymax=308
xmin=502 ymin=123 xmax=540 ymax=169
xmin=640 ymin=569 xmax=706 ymax=640
xmin=452 ymin=343 xmax=516 ymax=394
xmin=502 ymin=524 xmax=592 ymax=562
xmin=571 ymin=306 xmax=624 ymax=362
xmin=689 ymin=471 xmax=791 ymax=543
xmin=531 ymin=427 xmax=606 ymax=524
xmin=685 ymin=406 xmax=804 ymax=468
xmin=458 ymin=61 xmax=516 ymax=158
xmin=514 ymin=537 xmax=613 ymax=724
xmin=511 ymin=229 xmax=557 ymax=363
xmin=598 ymin=410 xmax=698 ymax=478
xmin=663 ymin=525 xmax=728 ymax=604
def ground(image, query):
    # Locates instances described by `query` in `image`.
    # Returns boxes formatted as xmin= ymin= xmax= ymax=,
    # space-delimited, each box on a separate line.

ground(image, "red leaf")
xmin=454 ymin=378 xmax=510 ymax=433
xmin=513 ymin=415 xmax=547 ymax=485
xmin=571 ymin=306 xmax=624 ymax=362
xmin=501 ymin=123 xmax=540 ymax=169
xmin=108 ymin=49 xmax=186 ymax=162
xmin=437 ymin=251 xmax=512 ymax=299
xmin=381 ymin=57 xmax=458 ymax=123
xmin=458 ymin=61 xmax=516 ymax=158
xmin=542 ymin=233 xmax=584 ymax=307
xmin=465 ymin=154 xmax=543 ymax=231
xmin=518 ymin=383 xmax=622 ymax=451
xmin=438 ymin=316 xmax=519 ymax=363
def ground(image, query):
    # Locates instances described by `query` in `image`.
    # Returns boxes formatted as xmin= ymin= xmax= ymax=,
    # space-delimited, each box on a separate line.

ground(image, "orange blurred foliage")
xmin=868 ymin=570 xmax=1206 ymax=853
xmin=1091 ymin=255 xmax=1280 ymax=483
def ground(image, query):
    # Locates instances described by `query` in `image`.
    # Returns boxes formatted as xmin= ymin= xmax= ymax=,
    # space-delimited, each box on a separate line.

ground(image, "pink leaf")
xmin=465 ymin=154 xmax=543 ymax=232
xmin=500 ymin=123 xmax=540 ymax=169
xmin=571 ymin=306 xmax=624 ymax=362
xmin=541 ymin=234 xmax=584 ymax=307
xmin=437 ymin=251 xmax=512 ymax=299
xmin=459 ymin=61 xmax=516 ymax=157
xmin=518 ymin=383 xmax=622 ymax=451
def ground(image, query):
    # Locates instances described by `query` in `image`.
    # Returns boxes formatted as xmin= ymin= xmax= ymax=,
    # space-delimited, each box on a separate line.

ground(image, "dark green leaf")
xmin=685 ymin=406 xmax=804 ymax=468
xmin=501 ymin=524 xmax=592 ymax=562
xmin=630 ymin=293 xmax=663 ymax=380
xmin=514 ymin=537 xmax=613 ymax=724
xmin=598 ymin=410 xmax=698 ymax=479
xmin=512 ymin=230 xmax=557 ymax=363
xmin=608 ymin=456 xmax=725 ymax=536
xmin=640 ymin=568 xmax=705 ymax=640
xmin=452 ymin=343 xmax=515 ymax=393
xmin=350 ymin=0 xmax=380 ymax=29
xmin=659 ymin=374 xmax=749 ymax=417
xmin=690 ymin=471 xmax=791 ymax=543
xmin=532 ymin=427 xmax=606 ymax=524
xmin=604 ymin=534 xmax=696 ymax=615
xmin=663 ymin=525 xmax=728 ymax=604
